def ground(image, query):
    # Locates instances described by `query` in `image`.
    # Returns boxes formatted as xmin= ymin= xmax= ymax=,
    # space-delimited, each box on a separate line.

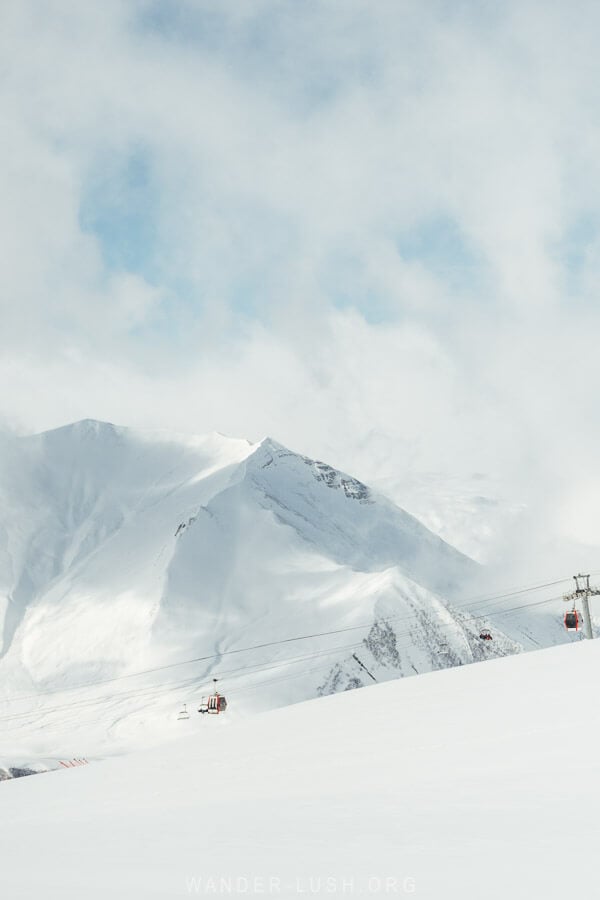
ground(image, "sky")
xmin=2 ymin=0 xmax=600 ymax=571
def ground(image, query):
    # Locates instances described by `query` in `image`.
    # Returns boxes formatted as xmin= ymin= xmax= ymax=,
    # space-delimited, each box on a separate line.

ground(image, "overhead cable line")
xmin=0 ymin=577 xmax=572 ymax=707
xmin=0 ymin=593 xmax=567 ymax=724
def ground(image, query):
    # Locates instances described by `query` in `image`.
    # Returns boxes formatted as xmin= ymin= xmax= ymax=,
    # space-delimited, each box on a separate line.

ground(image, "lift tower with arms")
xmin=563 ymin=574 xmax=600 ymax=640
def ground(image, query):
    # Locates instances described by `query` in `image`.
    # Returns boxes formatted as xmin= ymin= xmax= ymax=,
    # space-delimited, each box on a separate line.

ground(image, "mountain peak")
xmin=0 ymin=418 xmax=532 ymax=768
xmin=30 ymin=418 xmax=122 ymax=442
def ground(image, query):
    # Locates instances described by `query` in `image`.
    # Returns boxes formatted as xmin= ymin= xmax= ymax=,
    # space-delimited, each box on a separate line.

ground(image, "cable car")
xmin=177 ymin=703 xmax=190 ymax=721
xmin=564 ymin=610 xmax=580 ymax=632
xmin=479 ymin=629 xmax=493 ymax=641
xmin=198 ymin=693 xmax=227 ymax=715
xmin=198 ymin=678 xmax=227 ymax=715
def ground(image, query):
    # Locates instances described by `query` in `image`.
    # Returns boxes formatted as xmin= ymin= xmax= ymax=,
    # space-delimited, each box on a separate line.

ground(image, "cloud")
xmin=2 ymin=0 xmax=600 ymax=571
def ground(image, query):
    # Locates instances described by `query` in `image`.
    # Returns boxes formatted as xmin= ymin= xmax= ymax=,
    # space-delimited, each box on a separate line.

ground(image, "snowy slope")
xmin=2 ymin=638 xmax=599 ymax=899
xmin=0 ymin=420 xmax=539 ymax=765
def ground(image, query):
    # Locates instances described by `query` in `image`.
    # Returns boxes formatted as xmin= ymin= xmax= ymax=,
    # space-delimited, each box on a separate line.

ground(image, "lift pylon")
xmin=563 ymin=574 xmax=600 ymax=640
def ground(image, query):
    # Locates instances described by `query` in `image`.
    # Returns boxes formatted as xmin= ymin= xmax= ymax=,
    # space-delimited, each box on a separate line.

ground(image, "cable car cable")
xmin=0 ymin=592 xmax=568 ymax=725
xmin=0 ymin=578 xmax=574 ymax=708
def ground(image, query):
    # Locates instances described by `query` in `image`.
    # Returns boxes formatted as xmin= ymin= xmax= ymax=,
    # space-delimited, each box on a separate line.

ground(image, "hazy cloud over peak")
xmin=2 ymin=0 xmax=600 ymax=571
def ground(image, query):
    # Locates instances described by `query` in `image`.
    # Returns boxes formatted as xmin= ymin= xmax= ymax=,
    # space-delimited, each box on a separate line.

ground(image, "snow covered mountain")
xmin=0 ymin=419 xmax=526 ymax=763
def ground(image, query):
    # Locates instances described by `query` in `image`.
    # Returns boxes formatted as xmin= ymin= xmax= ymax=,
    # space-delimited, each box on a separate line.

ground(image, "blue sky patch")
xmin=80 ymin=147 xmax=160 ymax=281
xmin=396 ymin=215 xmax=482 ymax=292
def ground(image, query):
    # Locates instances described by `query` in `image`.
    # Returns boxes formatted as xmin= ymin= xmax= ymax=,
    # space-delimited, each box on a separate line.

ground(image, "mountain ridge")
xmin=0 ymin=419 xmax=520 ymax=762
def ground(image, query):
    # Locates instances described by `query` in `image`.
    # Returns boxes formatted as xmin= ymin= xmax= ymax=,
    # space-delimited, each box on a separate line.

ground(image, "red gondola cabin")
xmin=564 ymin=610 xmax=580 ymax=632
xmin=198 ymin=693 xmax=228 ymax=715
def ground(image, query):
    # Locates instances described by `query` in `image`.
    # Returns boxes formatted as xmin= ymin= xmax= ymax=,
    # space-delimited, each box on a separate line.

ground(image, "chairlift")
xmin=564 ymin=610 xmax=580 ymax=632
xmin=177 ymin=703 xmax=190 ymax=721
xmin=479 ymin=629 xmax=493 ymax=641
